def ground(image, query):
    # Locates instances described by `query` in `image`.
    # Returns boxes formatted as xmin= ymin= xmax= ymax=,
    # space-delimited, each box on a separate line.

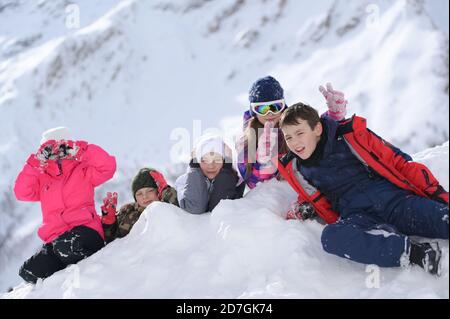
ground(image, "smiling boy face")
xmin=282 ymin=121 xmax=322 ymax=160
xmin=280 ymin=103 xmax=323 ymax=160
xmin=135 ymin=187 xmax=159 ymax=208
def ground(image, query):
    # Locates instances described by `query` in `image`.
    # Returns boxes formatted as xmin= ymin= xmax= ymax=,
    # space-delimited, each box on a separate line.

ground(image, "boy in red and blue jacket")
xmin=277 ymin=103 xmax=448 ymax=275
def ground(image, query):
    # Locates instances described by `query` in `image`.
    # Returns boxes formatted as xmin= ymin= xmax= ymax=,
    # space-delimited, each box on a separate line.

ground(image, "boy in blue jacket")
xmin=277 ymin=102 xmax=448 ymax=275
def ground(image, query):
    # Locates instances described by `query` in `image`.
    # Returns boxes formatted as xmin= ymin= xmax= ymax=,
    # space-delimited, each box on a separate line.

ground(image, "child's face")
xmin=256 ymin=112 xmax=283 ymax=126
xmin=200 ymin=152 xmax=224 ymax=180
xmin=282 ymin=119 xmax=323 ymax=160
xmin=135 ymin=187 xmax=159 ymax=208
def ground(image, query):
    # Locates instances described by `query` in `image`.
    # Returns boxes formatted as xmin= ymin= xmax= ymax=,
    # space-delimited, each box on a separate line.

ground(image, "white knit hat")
xmin=194 ymin=135 xmax=225 ymax=163
xmin=40 ymin=127 xmax=71 ymax=144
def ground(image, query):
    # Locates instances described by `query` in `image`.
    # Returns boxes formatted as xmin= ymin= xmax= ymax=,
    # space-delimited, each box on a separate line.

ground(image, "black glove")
xmin=41 ymin=145 xmax=54 ymax=160
xmin=57 ymin=142 xmax=73 ymax=159
xmin=297 ymin=202 xmax=318 ymax=220
xmin=287 ymin=201 xmax=318 ymax=220
xmin=36 ymin=142 xmax=57 ymax=162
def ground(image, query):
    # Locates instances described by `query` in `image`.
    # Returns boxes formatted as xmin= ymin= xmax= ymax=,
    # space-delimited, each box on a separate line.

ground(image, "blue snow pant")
xmin=321 ymin=181 xmax=449 ymax=267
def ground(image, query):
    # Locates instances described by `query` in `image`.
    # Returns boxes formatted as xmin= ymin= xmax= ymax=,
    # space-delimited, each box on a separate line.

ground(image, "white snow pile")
xmin=3 ymin=141 xmax=448 ymax=299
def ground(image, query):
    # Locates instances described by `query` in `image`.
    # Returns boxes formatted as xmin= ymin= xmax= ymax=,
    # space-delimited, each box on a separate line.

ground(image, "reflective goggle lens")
xmin=253 ymin=102 xmax=285 ymax=115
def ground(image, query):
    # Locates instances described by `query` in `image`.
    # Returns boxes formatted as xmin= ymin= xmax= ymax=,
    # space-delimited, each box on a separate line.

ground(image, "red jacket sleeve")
xmin=366 ymin=129 xmax=448 ymax=204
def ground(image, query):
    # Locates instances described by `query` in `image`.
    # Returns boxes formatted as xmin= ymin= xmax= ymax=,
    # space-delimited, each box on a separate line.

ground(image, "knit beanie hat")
xmin=249 ymin=75 xmax=284 ymax=101
xmin=194 ymin=135 xmax=225 ymax=163
xmin=40 ymin=127 xmax=71 ymax=144
xmin=131 ymin=168 xmax=158 ymax=200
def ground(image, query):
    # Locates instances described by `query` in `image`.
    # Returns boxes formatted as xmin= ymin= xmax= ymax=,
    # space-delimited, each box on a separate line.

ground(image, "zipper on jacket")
xmin=421 ymin=169 xmax=431 ymax=186
xmin=57 ymin=159 xmax=63 ymax=176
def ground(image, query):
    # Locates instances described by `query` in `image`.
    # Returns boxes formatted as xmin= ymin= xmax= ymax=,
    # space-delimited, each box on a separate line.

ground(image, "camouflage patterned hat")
xmin=131 ymin=168 xmax=158 ymax=200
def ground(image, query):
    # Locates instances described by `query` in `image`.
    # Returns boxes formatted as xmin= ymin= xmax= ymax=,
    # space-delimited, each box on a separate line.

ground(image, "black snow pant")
xmin=19 ymin=226 xmax=104 ymax=284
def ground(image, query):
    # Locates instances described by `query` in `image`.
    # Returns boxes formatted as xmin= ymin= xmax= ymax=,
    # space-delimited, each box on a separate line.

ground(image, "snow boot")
xmin=409 ymin=241 xmax=442 ymax=276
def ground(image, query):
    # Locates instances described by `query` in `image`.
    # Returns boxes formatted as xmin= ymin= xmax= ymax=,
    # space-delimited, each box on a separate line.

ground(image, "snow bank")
xmin=3 ymin=141 xmax=448 ymax=299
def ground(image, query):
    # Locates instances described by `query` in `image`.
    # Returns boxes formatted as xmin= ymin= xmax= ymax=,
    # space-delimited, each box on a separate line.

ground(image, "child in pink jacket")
xmin=14 ymin=127 xmax=116 ymax=284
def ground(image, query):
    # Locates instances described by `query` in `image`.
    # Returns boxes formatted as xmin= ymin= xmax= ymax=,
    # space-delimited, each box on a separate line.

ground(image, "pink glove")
xmin=257 ymin=120 xmax=278 ymax=165
xmin=149 ymin=170 xmax=168 ymax=200
xmin=319 ymin=83 xmax=347 ymax=121
xmin=101 ymin=192 xmax=118 ymax=225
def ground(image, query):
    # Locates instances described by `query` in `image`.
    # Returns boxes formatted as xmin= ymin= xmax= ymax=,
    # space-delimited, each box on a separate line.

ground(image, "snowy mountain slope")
xmin=0 ymin=0 xmax=124 ymax=59
xmin=1 ymin=0 xmax=448 ymax=169
xmin=3 ymin=141 xmax=448 ymax=299
xmin=275 ymin=0 xmax=449 ymax=153
xmin=0 ymin=0 xmax=448 ymax=293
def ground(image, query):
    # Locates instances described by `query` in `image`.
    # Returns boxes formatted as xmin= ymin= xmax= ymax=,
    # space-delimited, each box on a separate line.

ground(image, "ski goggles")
xmin=250 ymin=99 xmax=286 ymax=116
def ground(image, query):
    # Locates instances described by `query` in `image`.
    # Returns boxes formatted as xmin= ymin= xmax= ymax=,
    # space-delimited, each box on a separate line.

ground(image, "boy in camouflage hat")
xmin=101 ymin=168 xmax=178 ymax=243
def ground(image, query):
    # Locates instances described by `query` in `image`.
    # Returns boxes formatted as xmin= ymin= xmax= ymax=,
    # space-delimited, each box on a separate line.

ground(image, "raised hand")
xmin=36 ymin=140 xmax=59 ymax=162
xmin=101 ymin=192 xmax=118 ymax=225
xmin=149 ymin=170 xmax=168 ymax=200
xmin=257 ymin=120 xmax=278 ymax=165
xmin=319 ymin=83 xmax=347 ymax=121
